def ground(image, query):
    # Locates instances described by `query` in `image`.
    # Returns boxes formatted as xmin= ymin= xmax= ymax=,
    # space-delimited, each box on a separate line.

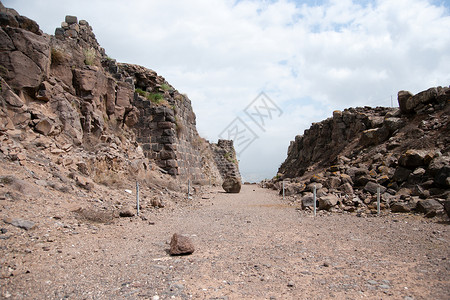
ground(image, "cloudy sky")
xmin=5 ymin=0 xmax=450 ymax=181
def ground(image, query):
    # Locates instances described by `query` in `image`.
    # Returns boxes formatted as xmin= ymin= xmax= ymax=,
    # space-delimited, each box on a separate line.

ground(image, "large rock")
xmin=398 ymin=150 xmax=428 ymax=169
xmin=222 ymin=176 xmax=241 ymax=193
xmin=443 ymin=200 xmax=450 ymax=218
xmin=169 ymin=233 xmax=195 ymax=255
xmin=301 ymin=193 xmax=315 ymax=209
xmin=398 ymin=90 xmax=413 ymax=114
xmin=363 ymin=181 xmax=386 ymax=194
xmin=318 ymin=194 xmax=339 ymax=210
xmin=416 ymin=199 xmax=442 ymax=218
xmin=428 ymin=156 xmax=450 ymax=187
xmin=0 ymin=27 xmax=50 ymax=89
xmin=359 ymin=127 xmax=389 ymax=146
xmin=390 ymin=201 xmax=413 ymax=213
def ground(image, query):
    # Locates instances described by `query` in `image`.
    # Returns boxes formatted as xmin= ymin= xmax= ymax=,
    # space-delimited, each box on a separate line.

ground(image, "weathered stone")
xmin=116 ymin=81 xmax=133 ymax=107
xmin=318 ymin=194 xmax=339 ymax=210
xmin=65 ymin=15 xmax=77 ymax=25
xmin=34 ymin=118 xmax=53 ymax=136
xmin=4 ymin=217 xmax=35 ymax=230
xmin=360 ymin=127 xmax=389 ymax=146
xmin=119 ymin=206 xmax=135 ymax=217
xmin=384 ymin=117 xmax=404 ymax=133
xmin=281 ymin=182 xmax=305 ymax=196
xmin=4 ymin=88 xmax=24 ymax=107
xmin=390 ymin=201 xmax=413 ymax=213
xmin=340 ymin=182 xmax=353 ymax=194
xmin=1 ymin=27 xmax=50 ymax=89
xmin=222 ymin=176 xmax=241 ymax=193
xmin=301 ymin=193 xmax=315 ymax=209
xmin=75 ymin=175 xmax=94 ymax=190
xmin=392 ymin=167 xmax=411 ymax=183
xmin=428 ymin=156 xmax=450 ymax=187
xmin=416 ymin=199 xmax=442 ymax=217
xmin=399 ymin=149 xmax=427 ymax=169
xmin=35 ymin=81 xmax=52 ymax=101
xmin=363 ymin=181 xmax=386 ymax=194
xmin=169 ymin=233 xmax=195 ymax=255
xmin=443 ymin=200 xmax=450 ymax=218
xmin=124 ymin=107 xmax=139 ymax=127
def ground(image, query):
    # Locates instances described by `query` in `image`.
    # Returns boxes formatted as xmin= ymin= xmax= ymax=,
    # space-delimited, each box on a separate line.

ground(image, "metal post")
xmin=187 ymin=179 xmax=191 ymax=199
xmin=136 ymin=181 xmax=140 ymax=216
xmin=377 ymin=186 xmax=381 ymax=216
xmin=282 ymin=180 xmax=285 ymax=201
xmin=313 ymin=184 xmax=317 ymax=217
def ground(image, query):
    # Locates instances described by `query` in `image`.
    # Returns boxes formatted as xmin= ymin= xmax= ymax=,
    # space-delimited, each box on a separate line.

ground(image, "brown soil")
xmin=1 ymin=184 xmax=449 ymax=299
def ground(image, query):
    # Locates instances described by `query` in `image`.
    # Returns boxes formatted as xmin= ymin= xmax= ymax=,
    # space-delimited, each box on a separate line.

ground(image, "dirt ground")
xmin=1 ymin=183 xmax=449 ymax=300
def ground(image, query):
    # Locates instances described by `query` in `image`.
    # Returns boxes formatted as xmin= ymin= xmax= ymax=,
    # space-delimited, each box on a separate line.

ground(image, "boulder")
xmin=169 ymin=233 xmax=195 ymax=255
xmin=281 ymin=182 xmax=305 ymax=196
xmin=65 ymin=15 xmax=77 ymax=25
xmin=360 ymin=127 xmax=389 ymax=146
xmin=318 ymin=194 xmax=339 ymax=210
xmin=363 ymin=181 xmax=386 ymax=194
xmin=428 ymin=156 xmax=450 ymax=187
xmin=398 ymin=150 xmax=427 ymax=169
xmin=301 ymin=193 xmax=315 ymax=209
xmin=398 ymin=90 xmax=413 ymax=114
xmin=443 ymin=200 xmax=450 ymax=218
xmin=416 ymin=199 xmax=442 ymax=217
xmin=222 ymin=176 xmax=241 ymax=193
xmin=119 ymin=206 xmax=135 ymax=217
xmin=392 ymin=167 xmax=411 ymax=183
xmin=390 ymin=201 xmax=413 ymax=213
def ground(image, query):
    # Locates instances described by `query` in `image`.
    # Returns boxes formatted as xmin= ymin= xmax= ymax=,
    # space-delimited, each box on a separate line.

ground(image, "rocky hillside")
xmin=0 ymin=1 xmax=240 ymax=197
xmin=265 ymin=86 xmax=449 ymax=218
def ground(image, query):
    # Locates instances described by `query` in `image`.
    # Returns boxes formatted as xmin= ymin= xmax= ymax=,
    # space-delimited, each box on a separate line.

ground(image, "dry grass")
xmin=72 ymin=207 xmax=116 ymax=224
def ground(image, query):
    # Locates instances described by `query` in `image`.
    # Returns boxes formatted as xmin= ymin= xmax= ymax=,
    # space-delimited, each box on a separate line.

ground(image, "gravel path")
xmin=2 ymin=185 xmax=449 ymax=299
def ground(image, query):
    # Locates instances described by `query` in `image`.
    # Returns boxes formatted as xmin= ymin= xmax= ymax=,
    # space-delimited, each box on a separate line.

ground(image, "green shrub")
xmin=161 ymin=83 xmax=171 ymax=91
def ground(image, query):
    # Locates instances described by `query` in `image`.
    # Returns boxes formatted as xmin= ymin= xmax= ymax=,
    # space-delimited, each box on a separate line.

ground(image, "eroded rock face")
xmin=268 ymin=85 xmax=450 ymax=218
xmin=222 ymin=176 xmax=242 ymax=193
xmin=0 ymin=2 xmax=232 ymax=189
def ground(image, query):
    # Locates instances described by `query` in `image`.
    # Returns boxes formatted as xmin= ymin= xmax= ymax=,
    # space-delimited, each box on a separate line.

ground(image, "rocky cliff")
xmin=268 ymin=86 xmax=449 ymax=218
xmin=0 ymin=2 xmax=239 ymax=194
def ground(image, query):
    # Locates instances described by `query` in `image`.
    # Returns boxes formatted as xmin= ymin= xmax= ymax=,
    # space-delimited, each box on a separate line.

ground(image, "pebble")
xmin=152 ymin=296 xmax=160 ymax=300
xmin=287 ymin=281 xmax=295 ymax=287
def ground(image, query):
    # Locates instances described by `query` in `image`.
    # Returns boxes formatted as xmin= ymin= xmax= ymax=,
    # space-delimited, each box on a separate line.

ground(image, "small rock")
xmin=4 ymin=218 xmax=36 ymax=230
xmin=119 ymin=206 xmax=135 ymax=217
xmin=169 ymin=233 xmax=195 ymax=255
xmin=287 ymin=281 xmax=295 ymax=287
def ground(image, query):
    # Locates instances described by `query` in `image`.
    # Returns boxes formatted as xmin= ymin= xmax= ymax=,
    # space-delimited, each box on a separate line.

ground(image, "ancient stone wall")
xmin=0 ymin=5 xmax=240 ymax=187
xmin=210 ymin=139 xmax=241 ymax=180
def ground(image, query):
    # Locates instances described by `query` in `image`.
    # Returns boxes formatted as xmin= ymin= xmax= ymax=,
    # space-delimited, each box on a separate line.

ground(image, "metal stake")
xmin=313 ymin=184 xmax=317 ymax=217
xmin=188 ymin=179 xmax=191 ymax=199
xmin=136 ymin=181 xmax=140 ymax=216
xmin=377 ymin=186 xmax=381 ymax=216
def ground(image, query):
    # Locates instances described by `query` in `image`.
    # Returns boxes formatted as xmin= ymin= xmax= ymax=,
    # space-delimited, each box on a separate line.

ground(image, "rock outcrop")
xmin=0 ymin=3 xmax=239 ymax=193
xmin=267 ymin=86 xmax=449 ymax=218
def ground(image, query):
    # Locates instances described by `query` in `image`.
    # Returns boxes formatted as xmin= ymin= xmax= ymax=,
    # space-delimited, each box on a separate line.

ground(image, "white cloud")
xmin=4 ymin=0 xmax=450 ymax=181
